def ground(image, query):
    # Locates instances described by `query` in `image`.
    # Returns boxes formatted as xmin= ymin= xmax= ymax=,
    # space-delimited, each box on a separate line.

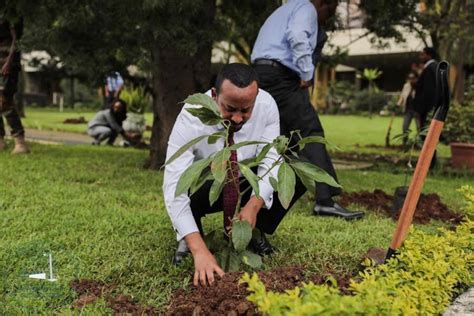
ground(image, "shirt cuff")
xmin=300 ymin=70 xmax=314 ymax=82
xmin=173 ymin=214 xmax=200 ymax=241
xmin=253 ymin=180 xmax=274 ymax=209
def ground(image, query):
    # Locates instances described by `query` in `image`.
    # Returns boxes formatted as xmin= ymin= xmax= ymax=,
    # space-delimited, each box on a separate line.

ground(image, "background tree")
xmin=2 ymin=0 xmax=217 ymax=169
xmin=360 ymin=0 xmax=474 ymax=102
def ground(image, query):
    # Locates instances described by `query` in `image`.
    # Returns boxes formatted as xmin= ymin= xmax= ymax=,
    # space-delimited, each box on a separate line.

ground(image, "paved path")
xmin=19 ymin=129 xmax=373 ymax=170
xmin=444 ymin=288 xmax=474 ymax=315
xmin=24 ymin=128 xmax=90 ymax=145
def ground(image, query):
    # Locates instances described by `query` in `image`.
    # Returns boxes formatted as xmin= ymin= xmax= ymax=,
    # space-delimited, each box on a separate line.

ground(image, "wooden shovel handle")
xmin=388 ymin=119 xmax=444 ymax=252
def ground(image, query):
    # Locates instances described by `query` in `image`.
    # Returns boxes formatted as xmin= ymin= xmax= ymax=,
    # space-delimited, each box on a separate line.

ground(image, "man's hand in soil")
xmin=238 ymin=196 xmax=264 ymax=229
xmin=185 ymin=232 xmax=224 ymax=287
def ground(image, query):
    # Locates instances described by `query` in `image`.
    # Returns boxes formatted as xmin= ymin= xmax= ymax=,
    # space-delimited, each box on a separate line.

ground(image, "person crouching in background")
xmin=88 ymin=99 xmax=129 ymax=146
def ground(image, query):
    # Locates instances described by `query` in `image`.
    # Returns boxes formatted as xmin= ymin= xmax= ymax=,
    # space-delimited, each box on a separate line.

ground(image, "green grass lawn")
xmin=21 ymin=107 xmax=450 ymax=156
xmin=1 ymin=142 xmax=471 ymax=314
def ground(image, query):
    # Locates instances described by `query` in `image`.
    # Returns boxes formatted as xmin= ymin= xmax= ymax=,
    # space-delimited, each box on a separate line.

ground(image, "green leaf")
xmin=189 ymin=170 xmax=213 ymax=195
xmin=208 ymin=131 xmax=225 ymax=144
xmin=164 ymin=135 xmax=208 ymax=166
xmin=256 ymin=143 xmax=273 ymax=162
xmin=238 ymin=163 xmax=260 ymax=198
xmin=274 ymin=136 xmax=289 ymax=154
xmin=277 ymin=162 xmax=296 ymax=209
xmin=228 ymin=251 xmax=242 ymax=272
xmin=203 ymin=230 xmax=227 ymax=253
xmin=241 ymin=250 xmax=263 ymax=269
xmin=183 ymin=93 xmax=219 ymax=115
xmin=290 ymin=161 xmax=342 ymax=189
xmin=228 ymin=140 xmax=267 ymax=151
xmin=239 ymin=157 xmax=261 ymax=168
xmin=211 ymin=148 xmax=231 ymax=183
xmin=292 ymin=165 xmax=315 ymax=194
xmin=175 ymin=158 xmax=212 ymax=197
xmin=186 ymin=107 xmax=223 ymax=125
xmin=209 ymin=178 xmax=225 ymax=206
xmin=215 ymin=246 xmax=242 ymax=272
xmin=232 ymin=220 xmax=253 ymax=252
xmin=269 ymin=177 xmax=278 ymax=192
xmin=298 ymin=136 xmax=340 ymax=151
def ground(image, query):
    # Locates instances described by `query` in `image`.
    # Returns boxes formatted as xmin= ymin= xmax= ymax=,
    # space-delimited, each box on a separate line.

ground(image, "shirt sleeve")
xmin=286 ymin=4 xmax=318 ymax=81
xmin=163 ymin=110 xmax=201 ymax=241
xmin=253 ymin=94 xmax=281 ymax=209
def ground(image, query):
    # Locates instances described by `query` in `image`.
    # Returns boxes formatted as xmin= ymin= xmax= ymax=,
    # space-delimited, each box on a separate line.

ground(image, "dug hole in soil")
xmin=166 ymin=266 xmax=352 ymax=316
xmin=339 ymin=189 xmax=463 ymax=224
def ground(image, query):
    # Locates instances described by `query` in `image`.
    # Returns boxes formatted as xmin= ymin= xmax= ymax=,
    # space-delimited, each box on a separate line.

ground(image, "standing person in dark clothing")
xmin=415 ymin=47 xmax=438 ymax=131
xmin=88 ymin=99 xmax=129 ymax=146
xmin=251 ymin=0 xmax=364 ymax=220
xmin=397 ymin=71 xmax=419 ymax=146
xmin=0 ymin=17 xmax=29 ymax=154
xmin=414 ymin=47 xmax=438 ymax=167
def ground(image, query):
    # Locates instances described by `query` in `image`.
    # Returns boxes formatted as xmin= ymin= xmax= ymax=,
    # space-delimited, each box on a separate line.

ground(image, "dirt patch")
xmin=166 ymin=266 xmax=352 ymax=316
xmin=339 ymin=189 xmax=463 ymax=224
xmin=70 ymin=279 xmax=157 ymax=315
xmin=362 ymin=144 xmax=406 ymax=151
xmin=63 ymin=117 xmax=87 ymax=124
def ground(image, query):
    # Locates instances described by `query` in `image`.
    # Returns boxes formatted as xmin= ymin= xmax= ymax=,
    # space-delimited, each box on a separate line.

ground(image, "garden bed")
xmin=339 ymin=189 xmax=463 ymax=224
xmin=166 ymin=266 xmax=352 ymax=315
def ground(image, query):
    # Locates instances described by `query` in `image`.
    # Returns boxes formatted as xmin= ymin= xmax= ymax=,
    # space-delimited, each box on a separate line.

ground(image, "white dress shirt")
xmin=163 ymin=89 xmax=280 ymax=240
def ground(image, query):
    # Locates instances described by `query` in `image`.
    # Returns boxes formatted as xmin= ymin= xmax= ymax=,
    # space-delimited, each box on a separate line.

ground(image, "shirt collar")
xmin=424 ymin=59 xmax=435 ymax=68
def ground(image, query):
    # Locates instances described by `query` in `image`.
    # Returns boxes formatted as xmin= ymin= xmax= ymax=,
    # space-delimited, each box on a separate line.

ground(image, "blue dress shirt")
xmin=251 ymin=0 xmax=318 ymax=81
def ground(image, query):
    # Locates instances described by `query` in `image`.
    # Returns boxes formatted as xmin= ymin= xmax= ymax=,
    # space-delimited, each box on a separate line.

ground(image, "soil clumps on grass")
xmin=63 ymin=117 xmax=87 ymax=124
xmin=339 ymin=189 xmax=463 ymax=224
xmin=71 ymin=279 xmax=157 ymax=315
xmin=166 ymin=266 xmax=352 ymax=315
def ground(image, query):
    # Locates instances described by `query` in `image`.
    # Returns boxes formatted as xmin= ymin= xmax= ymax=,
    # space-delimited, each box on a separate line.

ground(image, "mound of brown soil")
xmin=166 ymin=266 xmax=352 ymax=316
xmin=339 ymin=189 xmax=463 ymax=224
xmin=63 ymin=117 xmax=87 ymax=124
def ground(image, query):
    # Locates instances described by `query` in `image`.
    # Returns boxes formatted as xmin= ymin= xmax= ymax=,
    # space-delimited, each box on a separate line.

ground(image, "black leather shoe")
xmin=172 ymin=239 xmax=190 ymax=265
xmin=313 ymin=203 xmax=364 ymax=220
xmin=250 ymin=230 xmax=275 ymax=256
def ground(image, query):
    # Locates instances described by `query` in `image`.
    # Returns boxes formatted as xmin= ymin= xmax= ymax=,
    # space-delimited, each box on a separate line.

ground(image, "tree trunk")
xmin=147 ymin=1 xmax=215 ymax=170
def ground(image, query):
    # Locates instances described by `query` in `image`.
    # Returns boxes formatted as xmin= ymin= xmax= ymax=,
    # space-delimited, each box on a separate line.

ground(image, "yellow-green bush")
xmin=242 ymin=188 xmax=474 ymax=315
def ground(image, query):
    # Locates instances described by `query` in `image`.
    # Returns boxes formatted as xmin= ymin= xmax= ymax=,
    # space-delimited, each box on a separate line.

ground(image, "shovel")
xmin=385 ymin=60 xmax=451 ymax=261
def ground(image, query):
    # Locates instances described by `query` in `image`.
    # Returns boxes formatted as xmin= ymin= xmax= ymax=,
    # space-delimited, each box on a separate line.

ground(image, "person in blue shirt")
xmin=252 ymin=0 xmax=364 ymax=220
xmin=104 ymin=71 xmax=124 ymax=107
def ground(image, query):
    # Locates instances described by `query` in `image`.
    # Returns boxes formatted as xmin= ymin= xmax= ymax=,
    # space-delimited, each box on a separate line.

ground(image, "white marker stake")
xmin=47 ymin=253 xmax=57 ymax=282
xmin=28 ymin=273 xmax=47 ymax=280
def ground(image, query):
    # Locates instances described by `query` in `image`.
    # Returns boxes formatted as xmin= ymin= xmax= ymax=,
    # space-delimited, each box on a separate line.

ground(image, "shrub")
xmin=442 ymin=101 xmax=474 ymax=144
xmin=350 ymin=89 xmax=389 ymax=113
xmin=242 ymin=191 xmax=473 ymax=315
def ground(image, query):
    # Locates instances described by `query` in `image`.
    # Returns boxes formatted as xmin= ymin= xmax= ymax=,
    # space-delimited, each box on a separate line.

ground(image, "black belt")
xmin=253 ymin=58 xmax=298 ymax=77
xmin=254 ymin=59 xmax=286 ymax=69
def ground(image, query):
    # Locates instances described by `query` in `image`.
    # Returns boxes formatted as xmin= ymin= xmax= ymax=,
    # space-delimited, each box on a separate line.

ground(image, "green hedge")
xmin=242 ymin=188 xmax=474 ymax=315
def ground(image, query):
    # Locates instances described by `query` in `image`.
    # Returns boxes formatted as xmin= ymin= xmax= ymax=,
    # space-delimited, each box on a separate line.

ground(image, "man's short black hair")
xmin=215 ymin=63 xmax=258 ymax=93
xmin=423 ymin=47 xmax=438 ymax=59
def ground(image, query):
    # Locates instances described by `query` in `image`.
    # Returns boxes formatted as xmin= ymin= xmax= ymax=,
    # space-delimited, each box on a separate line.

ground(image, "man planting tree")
xmin=251 ymin=0 xmax=363 ymax=219
xmin=163 ymin=64 xmax=311 ymax=286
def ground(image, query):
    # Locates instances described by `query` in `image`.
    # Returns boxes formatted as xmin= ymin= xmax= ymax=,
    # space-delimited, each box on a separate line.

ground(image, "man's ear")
xmin=211 ymin=87 xmax=217 ymax=99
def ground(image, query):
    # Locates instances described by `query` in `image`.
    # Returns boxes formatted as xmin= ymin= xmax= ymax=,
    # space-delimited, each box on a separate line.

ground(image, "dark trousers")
xmin=0 ymin=71 xmax=24 ymax=137
xmin=254 ymin=64 xmax=341 ymax=200
xmin=418 ymin=111 xmax=437 ymax=168
xmin=190 ymin=174 xmax=306 ymax=235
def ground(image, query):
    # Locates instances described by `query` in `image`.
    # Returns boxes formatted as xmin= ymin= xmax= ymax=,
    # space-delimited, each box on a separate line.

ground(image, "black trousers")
xmin=418 ymin=111 xmax=437 ymax=168
xmin=190 ymin=175 xmax=306 ymax=235
xmin=254 ymin=64 xmax=341 ymax=200
xmin=0 ymin=70 xmax=24 ymax=137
